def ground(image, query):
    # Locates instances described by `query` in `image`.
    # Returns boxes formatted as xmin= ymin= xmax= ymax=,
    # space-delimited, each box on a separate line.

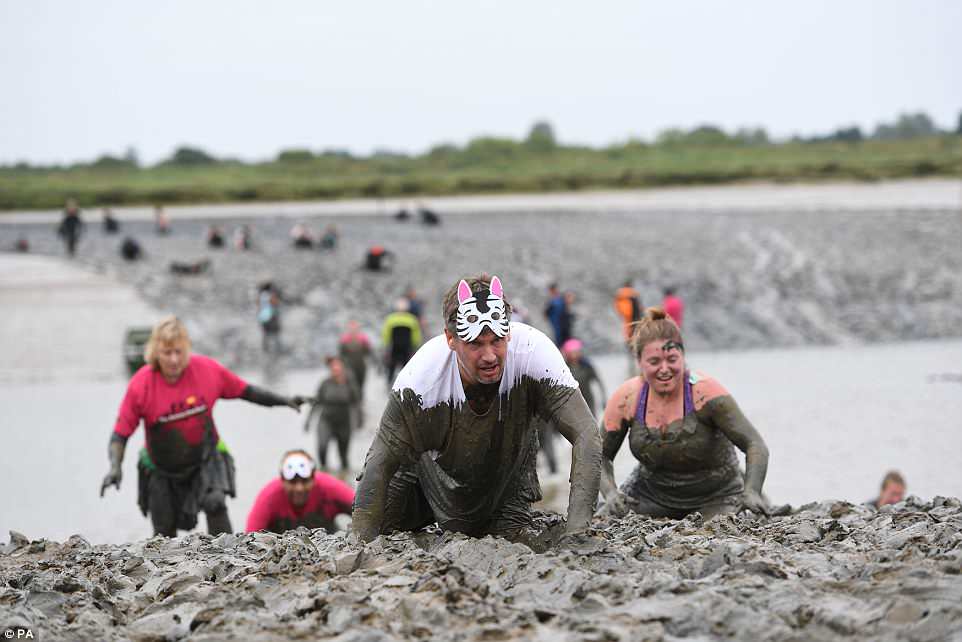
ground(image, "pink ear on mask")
xmin=457 ymin=280 xmax=472 ymax=303
xmin=490 ymin=275 xmax=503 ymax=298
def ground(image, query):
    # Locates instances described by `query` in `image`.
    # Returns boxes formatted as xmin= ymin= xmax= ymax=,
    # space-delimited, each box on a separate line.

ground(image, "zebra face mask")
xmin=455 ymin=276 xmax=510 ymax=342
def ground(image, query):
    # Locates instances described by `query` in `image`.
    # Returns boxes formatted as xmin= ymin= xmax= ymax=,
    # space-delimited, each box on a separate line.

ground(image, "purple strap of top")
xmin=635 ymin=371 xmax=695 ymax=425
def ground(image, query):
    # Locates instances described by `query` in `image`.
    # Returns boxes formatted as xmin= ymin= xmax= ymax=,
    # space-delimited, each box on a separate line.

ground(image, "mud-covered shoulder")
xmin=372 ymin=387 xmax=432 ymax=465
xmin=507 ymin=322 xmax=577 ymax=390
xmin=603 ymin=377 xmax=642 ymax=431
xmin=691 ymin=372 xmax=731 ymax=411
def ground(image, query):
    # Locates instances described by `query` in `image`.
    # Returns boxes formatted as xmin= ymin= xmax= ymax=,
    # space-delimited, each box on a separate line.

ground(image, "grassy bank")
xmin=2 ymin=136 xmax=960 ymax=211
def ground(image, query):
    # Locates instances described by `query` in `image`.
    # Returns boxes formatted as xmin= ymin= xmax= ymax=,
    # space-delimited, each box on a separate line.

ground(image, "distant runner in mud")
xmin=662 ymin=286 xmax=684 ymax=328
xmin=246 ymin=450 xmax=355 ymax=534
xmin=100 ymin=316 xmax=309 ymax=537
xmin=352 ymin=274 xmax=602 ymax=544
xmin=543 ymin=282 xmax=567 ymax=345
xmin=613 ymin=280 xmax=642 ymax=373
xmin=364 ymin=245 xmax=395 ymax=271
xmin=561 ymin=338 xmax=605 ymax=418
xmin=257 ymin=281 xmax=283 ymax=354
xmin=304 ymin=356 xmax=360 ymax=472
xmin=154 ymin=205 xmax=170 ymax=235
xmin=102 ymin=208 xmax=120 ymax=234
xmin=380 ymin=299 xmax=422 ymax=385
xmin=599 ymin=307 xmax=771 ymax=519
xmin=537 ymin=338 xmax=605 ymax=475
xmin=338 ymin=320 xmax=373 ymax=400
xmin=58 ymin=199 xmax=85 ymax=257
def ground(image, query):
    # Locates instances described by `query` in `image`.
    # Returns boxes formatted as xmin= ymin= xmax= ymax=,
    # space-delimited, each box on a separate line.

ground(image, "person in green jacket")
xmin=381 ymin=299 xmax=422 ymax=386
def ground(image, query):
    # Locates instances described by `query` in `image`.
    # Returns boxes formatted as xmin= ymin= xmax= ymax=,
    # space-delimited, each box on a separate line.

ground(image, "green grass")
xmin=2 ymin=136 xmax=960 ymax=211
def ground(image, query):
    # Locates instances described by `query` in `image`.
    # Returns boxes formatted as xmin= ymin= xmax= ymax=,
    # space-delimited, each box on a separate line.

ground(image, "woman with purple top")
xmin=598 ymin=307 xmax=771 ymax=519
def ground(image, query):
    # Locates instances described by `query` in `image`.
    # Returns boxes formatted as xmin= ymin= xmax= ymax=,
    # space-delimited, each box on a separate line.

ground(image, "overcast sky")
xmin=2 ymin=0 xmax=960 ymax=165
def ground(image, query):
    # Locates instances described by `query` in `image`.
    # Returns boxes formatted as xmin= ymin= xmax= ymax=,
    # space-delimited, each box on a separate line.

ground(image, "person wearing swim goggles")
xmin=246 ymin=450 xmax=355 ymax=533
xmin=281 ymin=451 xmax=316 ymax=481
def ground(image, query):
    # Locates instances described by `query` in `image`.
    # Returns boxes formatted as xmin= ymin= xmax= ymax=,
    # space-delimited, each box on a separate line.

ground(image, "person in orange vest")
xmin=613 ymin=281 xmax=642 ymax=374
xmin=613 ymin=281 xmax=642 ymax=343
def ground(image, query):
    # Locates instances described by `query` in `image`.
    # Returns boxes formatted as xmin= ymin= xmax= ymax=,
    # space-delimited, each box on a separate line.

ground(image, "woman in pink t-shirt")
xmin=662 ymin=287 xmax=684 ymax=328
xmin=246 ymin=450 xmax=355 ymax=534
xmin=100 ymin=316 xmax=309 ymax=537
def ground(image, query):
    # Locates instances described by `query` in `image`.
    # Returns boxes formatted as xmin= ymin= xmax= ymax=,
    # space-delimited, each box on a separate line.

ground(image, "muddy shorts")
xmin=137 ymin=449 xmax=236 ymax=531
xmin=614 ymin=463 xmax=741 ymax=519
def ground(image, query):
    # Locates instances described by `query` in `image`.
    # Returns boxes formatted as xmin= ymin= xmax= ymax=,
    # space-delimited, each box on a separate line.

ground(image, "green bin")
xmin=123 ymin=327 xmax=152 ymax=375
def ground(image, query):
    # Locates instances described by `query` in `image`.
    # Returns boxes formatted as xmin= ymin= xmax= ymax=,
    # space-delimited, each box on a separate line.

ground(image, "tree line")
xmin=3 ymin=110 xmax=961 ymax=172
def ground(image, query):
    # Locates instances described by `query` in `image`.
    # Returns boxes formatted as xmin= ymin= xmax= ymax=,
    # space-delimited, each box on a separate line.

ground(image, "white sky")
xmin=2 ymin=0 xmax=960 ymax=165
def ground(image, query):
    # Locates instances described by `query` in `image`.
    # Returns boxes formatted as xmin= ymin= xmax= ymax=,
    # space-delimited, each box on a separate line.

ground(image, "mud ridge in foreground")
xmin=2 ymin=497 xmax=961 ymax=641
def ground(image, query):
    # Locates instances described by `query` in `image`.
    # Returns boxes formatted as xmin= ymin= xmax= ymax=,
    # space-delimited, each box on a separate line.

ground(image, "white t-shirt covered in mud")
xmin=377 ymin=322 xmax=579 ymax=530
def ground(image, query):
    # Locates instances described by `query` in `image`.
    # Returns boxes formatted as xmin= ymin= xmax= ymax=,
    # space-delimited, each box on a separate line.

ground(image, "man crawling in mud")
xmin=352 ymin=274 xmax=602 ymax=544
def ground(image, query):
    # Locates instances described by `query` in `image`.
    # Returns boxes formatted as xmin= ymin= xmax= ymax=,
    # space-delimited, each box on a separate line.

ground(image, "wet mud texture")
xmin=3 ymin=497 xmax=961 ymax=641
xmin=5 ymin=207 xmax=961 ymax=372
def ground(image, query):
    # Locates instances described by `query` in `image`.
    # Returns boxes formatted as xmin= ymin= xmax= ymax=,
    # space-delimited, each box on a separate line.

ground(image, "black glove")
xmin=242 ymin=384 xmax=305 ymax=410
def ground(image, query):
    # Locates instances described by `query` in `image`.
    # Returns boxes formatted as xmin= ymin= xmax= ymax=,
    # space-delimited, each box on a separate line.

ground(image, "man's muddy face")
xmin=157 ymin=341 xmax=190 ymax=383
xmin=639 ymin=340 xmax=685 ymax=396
xmin=446 ymin=328 xmax=510 ymax=385
xmin=283 ymin=477 xmax=313 ymax=509
xmin=878 ymin=482 xmax=905 ymax=507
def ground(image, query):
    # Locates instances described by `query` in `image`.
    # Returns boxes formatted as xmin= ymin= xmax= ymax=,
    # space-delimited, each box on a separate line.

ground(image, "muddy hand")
xmin=99 ymin=468 xmax=122 ymax=497
xmin=739 ymin=488 xmax=771 ymax=517
xmin=601 ymin=492 xmax=631 ymax=518
xmin=287 ymin=395 xmax=309 ymax=412
xmin=768 ymin=503 xmax=793 ymax=517
xmin=556 ymin=530 xmax=606 ymax=553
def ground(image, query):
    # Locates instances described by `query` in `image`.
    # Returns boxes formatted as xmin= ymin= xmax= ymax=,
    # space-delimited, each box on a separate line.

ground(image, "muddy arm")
xmin=551 ymin=393 xmax=603 ymax=533
xmin=241 ymin=384 xmax=305 ymax=410
xmin=100 ymin=433 xmax=127 ymax=497
xmin=599 ymin=422 xmax=627 ymax=501
xmin=709 ymin=395 xmax=770 ymax=498
xmin=303 ymin=383 xmax=325 ymax=430
xmin=351 ymin=436 xmax=401 ymax=542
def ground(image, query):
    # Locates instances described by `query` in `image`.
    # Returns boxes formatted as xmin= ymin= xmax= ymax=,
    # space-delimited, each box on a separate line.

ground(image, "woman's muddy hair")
xmin=629 ymin=306 xmax=683 ymax=357
xmin=442 ymin=273 xmax=512 ymax=335
xmin=144 ymin=315 xmax=192 ymax=368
